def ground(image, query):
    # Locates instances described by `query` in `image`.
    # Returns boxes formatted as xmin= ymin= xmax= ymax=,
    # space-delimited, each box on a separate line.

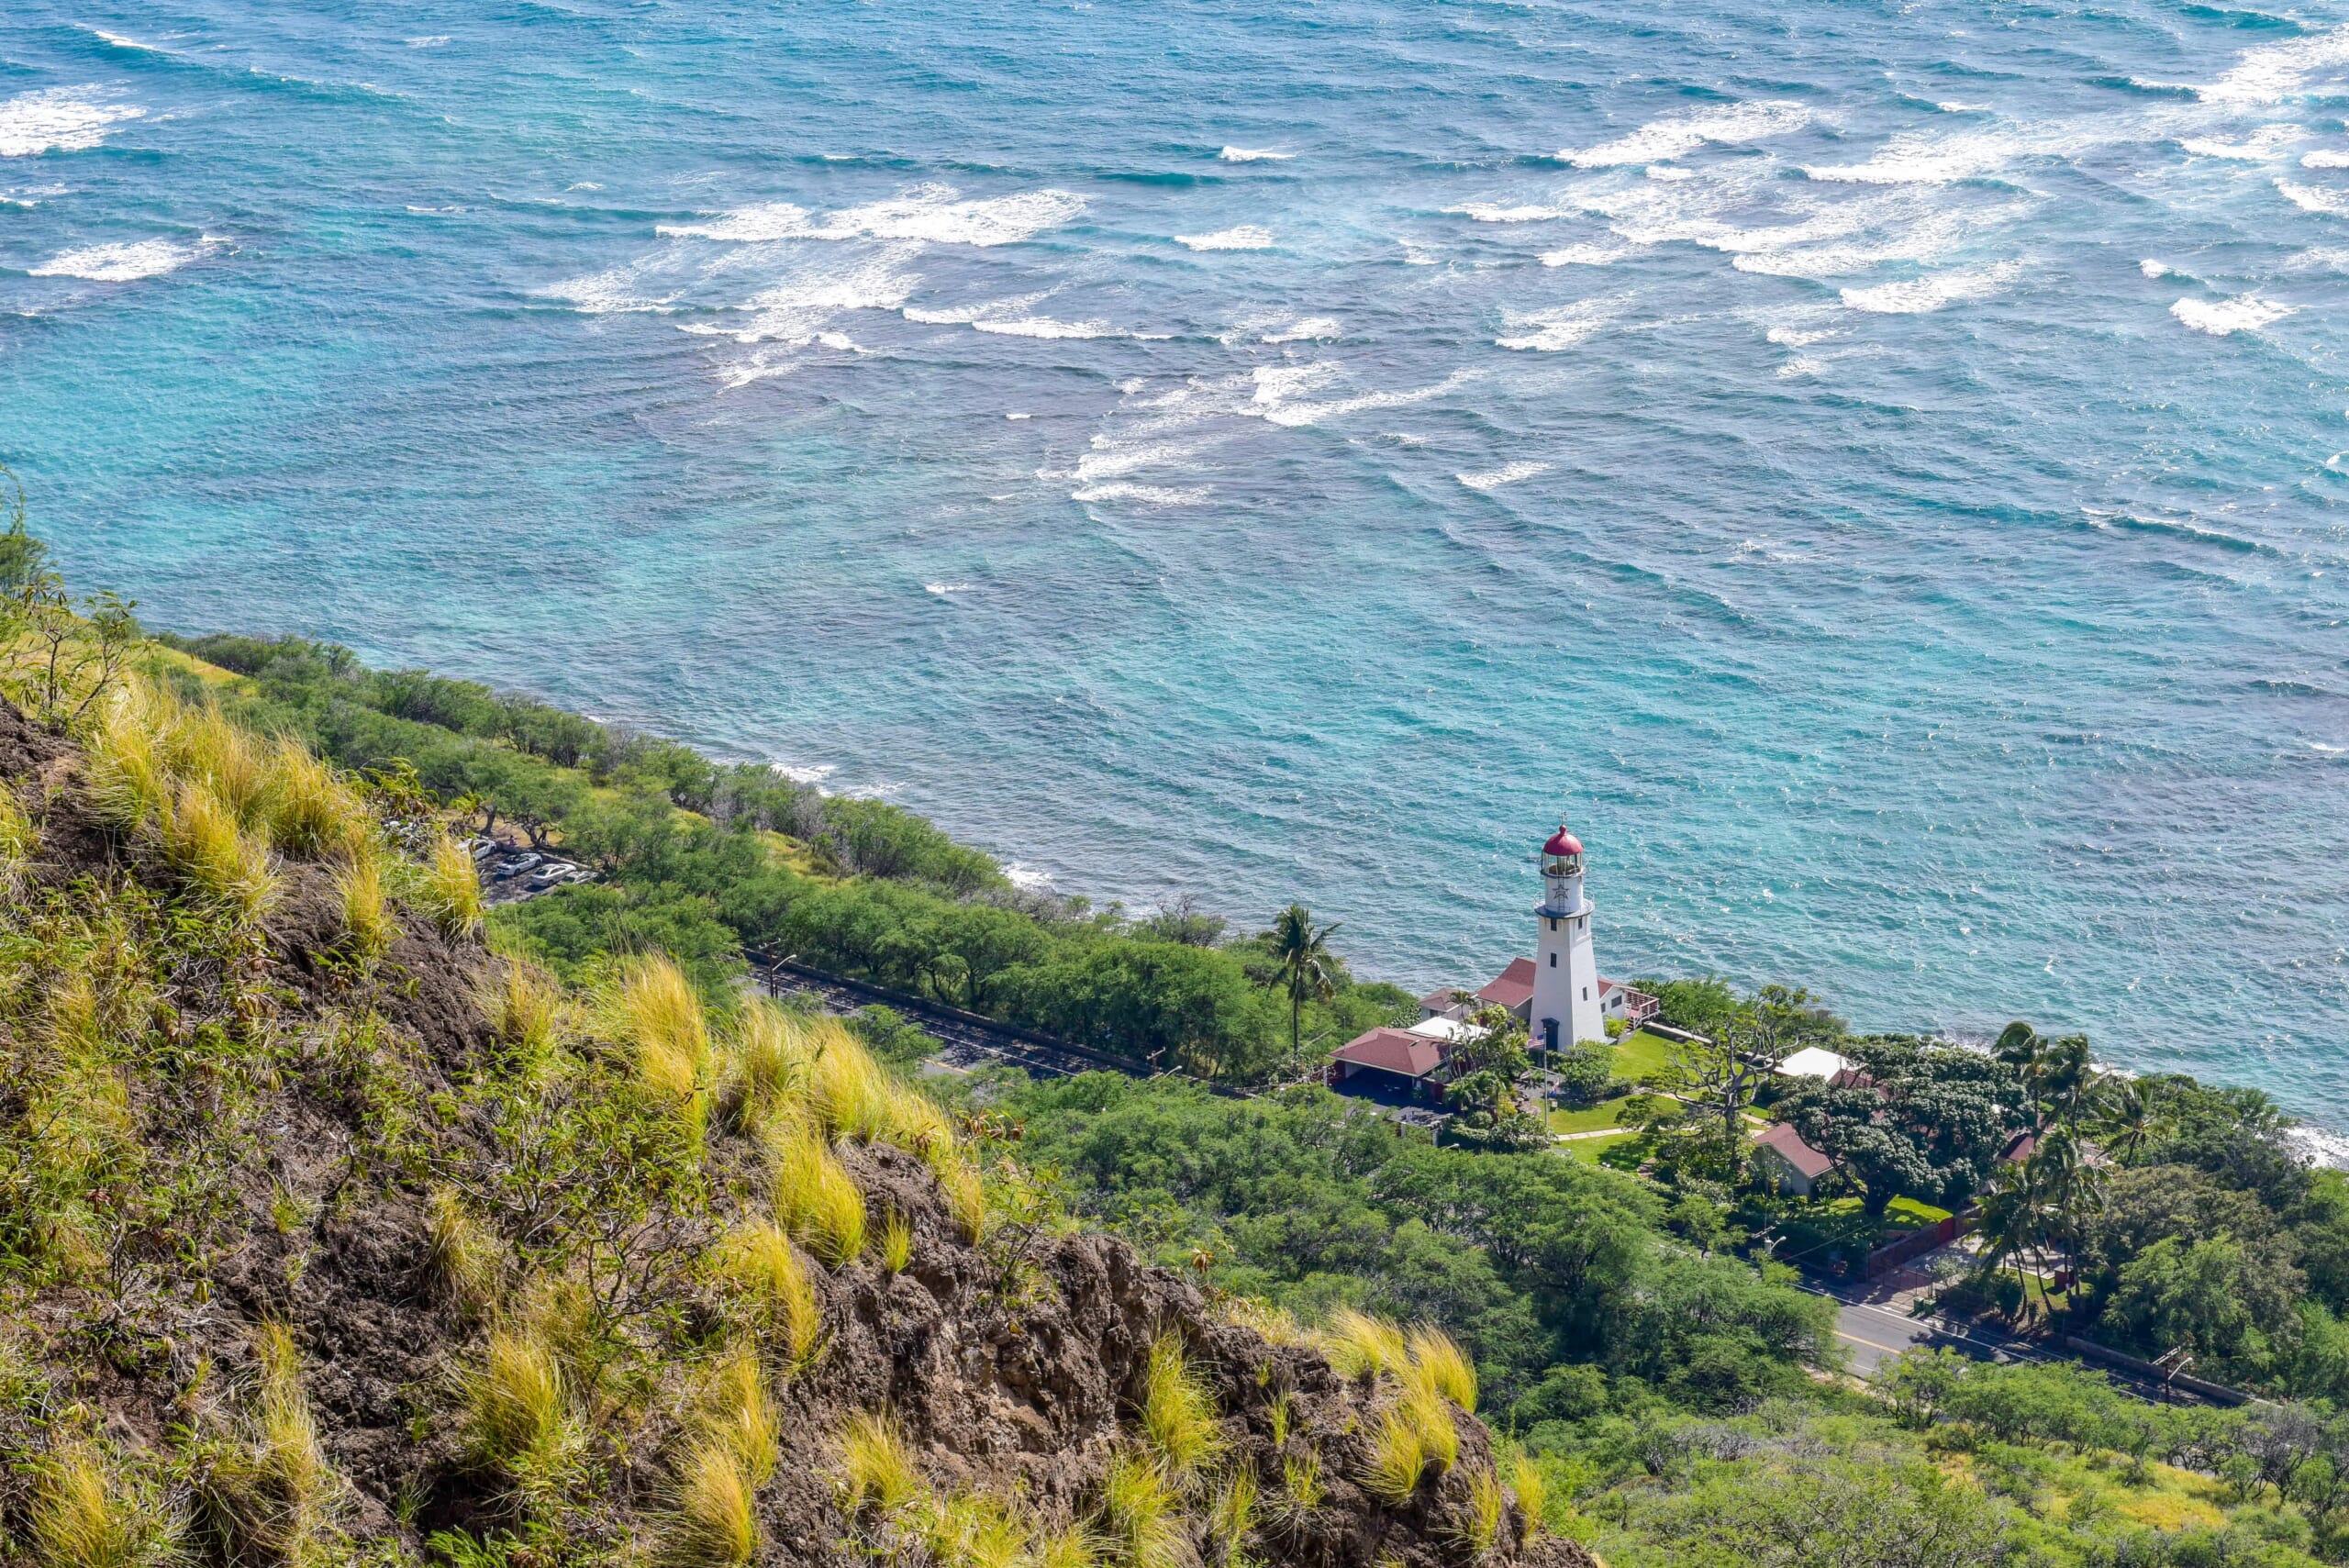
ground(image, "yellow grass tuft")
xmin=766 ymin=1120 xmax=867 ymax=1264
xmin=462 ymin=1326 xmax=577 ymax=1485
xmin=32 ymin=1443 xmax=181 ymax=1568
xmin=1032 ymin=1522 xmax=1102 ymax=1568
xmin=714 ymin=1218 xmax=823 ymax=1369
xmin=668 ymin=1439 xmax=759 ymax=1566
xmin=484 ymin=959 xmax=566 ymax=1077
xmin=336 ymin=845 xmax=397 ymax=960
xmin=1363 ymin=1407 xmax=1429 ymax=1506
xmin=0 ymin=779 xmax=35 ymax=884
xmin=83 ymin=684 xmax=175 ymax=834
xmin=612 ymin=953 xmax=712 ymax=1139
xmin=262 ymin=737 xmax=370 ymax=860
xmin=922 ymin=1489 xmax=1030 ymax=1568
xmin=936 ymin=1156 xmax=988 ymax=1245
xmin=423 ymin=1188 xmax=503 ymax=1317
xmin=165 ymin=777 xmax=280 ymax=920
xmin=718 ymin=1001 xmax=808 ymax=1132
xmin=879 ymin=1208 xmax=914 ymax=1274
xmin=1098 ymin=1451 xmax=1189 ymax=1568
xmin=1403 ymin=1382 xmax=1458 ymax=1473
xmin=1323 ymin=1308 xmax=1408 ymax=1382
xmin=1508 ymin=1452 xmax=1546 ymax=1542
xmin=1406 ymin=1325 xmax=1476 ymax=1414
xmin=839 ymin=1411 xmax=922 ymax=1514
xmin=1208 ymin=1465 xmax=1256 ymax=1557
xmin=1454 ymin=1465 xmax=1504 ymax=1553
xmin=417 ymin=830 xmax=485 ymax=941
xmin=1282 ymin=1450 xmax=1326 ymax=1511
xmin=1139 ymin=1332 xmax=1223 ymax=1485
xmin=704 ymin=1351 xmax=780 ymax=1488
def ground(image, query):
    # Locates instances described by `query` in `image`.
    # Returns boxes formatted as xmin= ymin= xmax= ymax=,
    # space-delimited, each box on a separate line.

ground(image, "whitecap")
xmin=2199 ymin=24 xmax=2349 ymax=106
xmin=1559 ymin=100 xmax=1810 ymax=168
xmin=724 ymin=253 xmax=920 ymax=342
xmin=924 ymin=582 xmax=974 ymax=595
xmin=665 ymin=184 xmax=1084 ymax=248
xmin=2305 ymin=150 xmax=2349 ymax=168
xmin=541 ymin=260 xmax=681 ymax=314
xmin=0 ymin=87 xmax=145 ymax=158
xmin=2140 ymin=259 xmax=2171 ymax=278
xmin=1006 ymin=411 xmax=1033 ymax=419
xmin=1802 ymin=130 xmax=2021 ymax=184
xmin=1496 ymin=299 xmax=1614 ymax=350
xmin=1219 ymin=146 xmax=1293 ymax=162
xmin=2180 ymin=125 xmax=2301 ymax=160
xmin=1839 ymin=261 xmax=2021 ymax=313
xmin=2169 ymin=294 xmax=2293 ymax=334
xmin=1935 ymin=101 xmax=1989 ymax=113
xmin=1766 ymin=325 xmax=1837 ymax=347
xmin=973 ymin=316 xmax=1113 ymax=339
xmin=406 ymin=35 xmax=451 ymax=47
xmin=772 ymin=762 xmax=835 ymax=787
xmin=1248 ymin=364 xmax=1473 ymax=428
xmin=1262 ymin=316 xmax=1340 ymax=342
xmin=1541 ymin=243 xmax=1632 ymax=267
xmin=90 ymin=28 xmax=163 ymax=50
xmin=28 ymin=238 xmax=204 ymax=282
xmin=1448 ymin=203 xmax=1570 ymax=223
xmin=1174 ymin=225 xmax=1274 ymax=250
xmin=2277 ymin=178 xmax=2349 ymax=215
xmin=1646 ymin=165 xmax=1696 ymax=183
xmin=1458 ymin=461 xmax=1550 ymax=491
xmin=1070 ymin=482 xmax=1211 ymax=505
xmin=1004 ymin=862 xmax=1056 ymax=890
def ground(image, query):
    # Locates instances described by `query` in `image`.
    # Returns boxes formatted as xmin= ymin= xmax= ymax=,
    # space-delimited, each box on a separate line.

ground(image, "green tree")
xmin=1264 ymin=904 xmax=1341 ymax=1072
xmin=1672 ymin=984 xmax=1839 ymax=1179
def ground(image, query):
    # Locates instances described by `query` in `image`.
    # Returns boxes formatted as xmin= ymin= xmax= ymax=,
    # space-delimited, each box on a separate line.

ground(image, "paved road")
xmin=748 ymin=961 xmax=1110 ymax=1080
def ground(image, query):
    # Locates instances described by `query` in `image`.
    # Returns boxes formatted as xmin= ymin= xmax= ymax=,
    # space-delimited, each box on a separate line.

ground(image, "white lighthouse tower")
xmin=1530 ymin=822 xmax=1603 ymax=1055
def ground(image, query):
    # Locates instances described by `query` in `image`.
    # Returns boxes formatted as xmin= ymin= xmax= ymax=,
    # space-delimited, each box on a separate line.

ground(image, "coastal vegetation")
xmin=5 ymin=519 xmax=2349 ymax=1565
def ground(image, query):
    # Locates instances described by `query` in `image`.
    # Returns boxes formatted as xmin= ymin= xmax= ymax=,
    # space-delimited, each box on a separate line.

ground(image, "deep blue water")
xmin=4 ymin=0 xmax=2346 ymax=1129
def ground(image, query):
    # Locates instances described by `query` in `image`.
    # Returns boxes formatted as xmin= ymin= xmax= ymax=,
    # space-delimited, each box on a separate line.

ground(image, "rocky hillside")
xmin=0 ymin=676 xmax=1590 ymax=1568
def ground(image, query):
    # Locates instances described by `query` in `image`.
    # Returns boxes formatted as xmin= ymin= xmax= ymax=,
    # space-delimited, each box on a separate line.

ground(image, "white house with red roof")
xmin=1333 ymin=820 xmax=1658 ymax=1095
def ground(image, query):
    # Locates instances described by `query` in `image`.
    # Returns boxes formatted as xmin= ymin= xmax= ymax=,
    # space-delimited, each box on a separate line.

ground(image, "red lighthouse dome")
xmin=1542 ymin=826 xmax=1584 ymax=858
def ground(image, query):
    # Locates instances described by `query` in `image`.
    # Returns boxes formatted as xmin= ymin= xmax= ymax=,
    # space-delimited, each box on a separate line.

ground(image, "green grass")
xmin=1548 ymin=1101 xmax=1635 ymax=1135
xmin=1609 ymin=1029 xmax=1680 ymax=1084
xmin=1562 ymin=1131 xmax=1642 ymax=1166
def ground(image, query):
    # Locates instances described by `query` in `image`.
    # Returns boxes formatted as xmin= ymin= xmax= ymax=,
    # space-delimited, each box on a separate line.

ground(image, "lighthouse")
xmin=1530 ymin=823 xmax=1603 ymax=1055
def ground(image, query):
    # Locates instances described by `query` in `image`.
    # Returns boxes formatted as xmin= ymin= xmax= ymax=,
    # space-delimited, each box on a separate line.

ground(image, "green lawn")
xmin=1609 ymin=1029 xmax=1679 ymax=1084
xmin=1548 ymin=1101 xmax=1636 ymax=1135
xmin=1557 ymin=1130 xmax=1642 ymax=1166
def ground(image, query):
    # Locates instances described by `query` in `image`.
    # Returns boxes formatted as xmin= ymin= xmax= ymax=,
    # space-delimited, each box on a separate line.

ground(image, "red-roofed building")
xmin=1477 ymin=958 xmax=1538 ymax=1016
xmin=1331 ymin=1027 xmax=1454 ymax=1099
xmin=1755 ymin=1121 xmax=1836 ymax=1196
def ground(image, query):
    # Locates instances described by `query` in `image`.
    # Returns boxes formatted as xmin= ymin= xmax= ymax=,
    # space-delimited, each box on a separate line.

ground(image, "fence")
xmin=1865 ymin=1211 xmax=1973 ymax=1277
xmin=2063 ymin=1338 xmax=2260 ymax=1407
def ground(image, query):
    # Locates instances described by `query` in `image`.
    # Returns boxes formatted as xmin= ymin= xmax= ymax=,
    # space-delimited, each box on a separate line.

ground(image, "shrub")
xmin=1139 ymin=1332 xmax=1223 ymax=1484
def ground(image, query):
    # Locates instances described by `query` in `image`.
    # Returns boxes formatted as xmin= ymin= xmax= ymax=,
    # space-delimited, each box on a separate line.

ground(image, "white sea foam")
xmin=772 ymin=762 xmax=835 ymax=787
xmin=1766 ymin=325 xmax=1837 ymax=347
xmin=1247 ymin=363 xmax=1472 ymax=428
xmin=902 ymin=291 xmax=1052 ymax=327
xmin=1496 ymin=299 xmax=1614 ymax=350
xmin=1219 ymin=146 xmax=1292 ymax=162
xmin=28 ymin=239 xmax=204 ymax=282
xmin=2200 ymin=25 xmax=2349 ymax=105
xmin=1004 ymin=862 xmax=1056 ymax=890
xmin=1936 ymin=101 xmax=1989 ymax=113
xmin=1840 ymin=261 xmax=2021 ymax=313
xmin=2181 ymin=125 xmax=2302 ymax=161
xmin=1263 ymin=317 xmax=1341 ymax=342
xmin=2288 ymin=1124 xmax=2349 ymax=1171
xmin=662 ymin=183 xmax=1084 ymax=247
xmin=1541 ymin=243 xmax=1632 ymax=267
xmin=2305 ymin=150 xmax=2349 ymax=168
xmin=725 ymin=253 xmax=919 ymax=342
xmin=1778 ymin=356 xmax=1827 ymax=378
xmin=2277 ymin=178 xmax=2349 ymax=215
xmin=1458 ymin=461 xmax=1549 ymax=491
xmin=1559 ymin=99 xmax=1809 ymax=167
xmin=2141 ymin=259 xmax=2171 ymax=278
xmin=1802 ymin=128 xmax=2026 ymax=184
xmin=0 ymin=87 xmax=145 ymax=158
xmin=974 ymin=316 xmax=1113 ymax=339
xmin=1070 ymin=482 xmax=1211 ymax=505
xmin=2170 ymin=294 xmax=2293 ymax=334
xmin=1646 ymin=165 xmax=1696 ymax=182
xmin=923 ymin=582 xmax=973 ymax=595
xmin=541 ymin=259 xmax=680 ymax=314
xmin=1174 ymin=225 xmax=1274 ymax=250
xmin=406 ymin=35 xmax=451 ymax=47
xmin=1006 ymin=411 xmax=1032 ymax=419
xmin=1448 ymin=203 xmax=1570 ymax=223
xmin=90 ymin=28 xmax=163 ymax=51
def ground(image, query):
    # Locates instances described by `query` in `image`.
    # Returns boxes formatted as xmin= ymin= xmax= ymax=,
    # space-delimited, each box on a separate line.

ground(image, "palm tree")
xmin=2093 ymin=1074 xmax=2167 ymax=1166
xmin=1972 ymin=1156 xmax=2053 ymax=1313
xmin=1264 ymin=905 xmax=1341 ymax=1072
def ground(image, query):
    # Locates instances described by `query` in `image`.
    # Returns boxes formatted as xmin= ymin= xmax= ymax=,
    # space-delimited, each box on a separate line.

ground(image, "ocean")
xmin=2 ymin=0 xmax=2345 ymax=1131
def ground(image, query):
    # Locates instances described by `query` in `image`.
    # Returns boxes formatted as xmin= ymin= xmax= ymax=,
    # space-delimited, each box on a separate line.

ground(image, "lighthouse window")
xmin=1582 ymin=986 xmax=1589 ymax=1001
xmin=1548 ymin=952 xmax=1555 ymax=968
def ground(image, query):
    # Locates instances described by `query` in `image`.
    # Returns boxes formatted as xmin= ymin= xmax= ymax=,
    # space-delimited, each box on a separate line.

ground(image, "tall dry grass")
xmin=713 ymin=1218 xmax=823 ymax=1369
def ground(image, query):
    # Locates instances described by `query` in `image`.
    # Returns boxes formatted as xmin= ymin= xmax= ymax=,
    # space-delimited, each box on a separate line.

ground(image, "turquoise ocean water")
xmin=3 ymin=0 xmax=2346 ymax=1129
